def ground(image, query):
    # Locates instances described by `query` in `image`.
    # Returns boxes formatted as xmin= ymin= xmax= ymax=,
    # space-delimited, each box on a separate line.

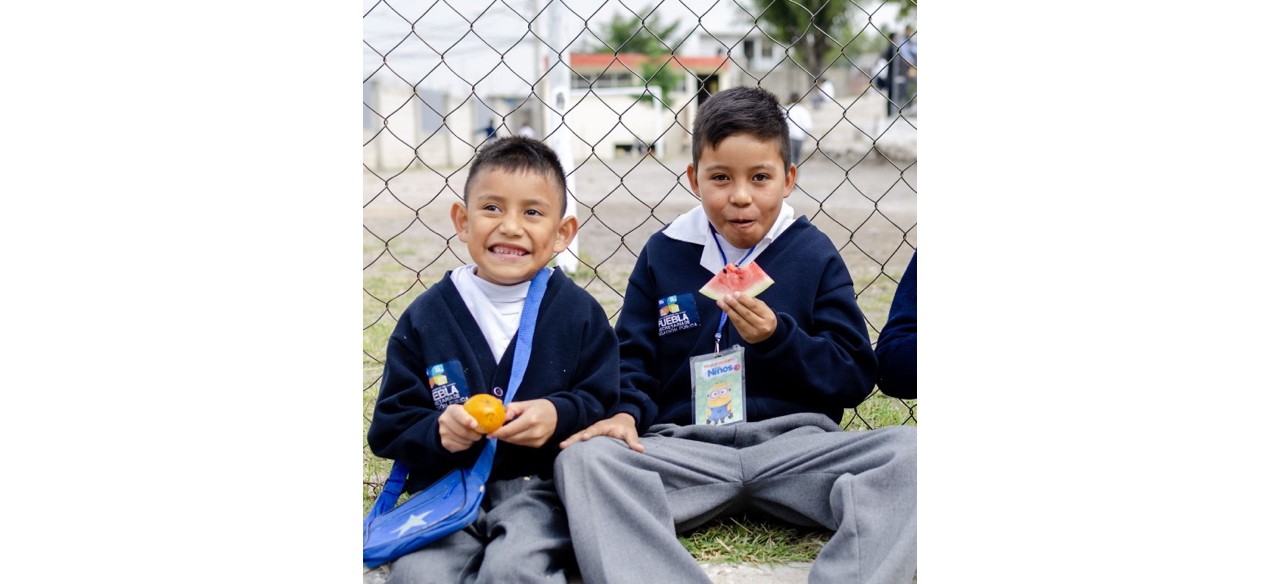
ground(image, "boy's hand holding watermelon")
xmin=701 ymin=261 xmax=778 ymax=344
xmin=716 ymin=292 xmax=777 ymax=344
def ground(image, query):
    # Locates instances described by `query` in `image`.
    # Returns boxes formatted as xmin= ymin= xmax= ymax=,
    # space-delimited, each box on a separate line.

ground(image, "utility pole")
xmin=540 ymin=0 xmax=580 ymax=274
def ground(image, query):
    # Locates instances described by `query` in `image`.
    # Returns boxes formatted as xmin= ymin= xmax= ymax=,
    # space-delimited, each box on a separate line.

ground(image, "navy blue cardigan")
xmin=875 ymin=251 xmax=917 ymax=399
xmin=367 ymin=268 xmax=619 ymax=493
xmin=612 ymin=217 xmax=877 ymax=431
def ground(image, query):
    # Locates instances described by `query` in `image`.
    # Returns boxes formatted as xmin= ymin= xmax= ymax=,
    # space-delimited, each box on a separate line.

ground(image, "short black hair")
xmin=691 ymin=86 xmax=791 ymax=170
xmin=463 ymin=136 xmax=569 ymax=217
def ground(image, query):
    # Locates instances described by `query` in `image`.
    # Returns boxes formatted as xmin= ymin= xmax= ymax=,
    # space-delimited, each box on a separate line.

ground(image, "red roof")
xmin=569 ymin=53 xmax=731 ymax=75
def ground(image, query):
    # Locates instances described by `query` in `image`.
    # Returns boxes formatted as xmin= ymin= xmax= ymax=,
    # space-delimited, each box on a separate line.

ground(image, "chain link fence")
xmin=364 ymin=0 xmax=917 ymax=501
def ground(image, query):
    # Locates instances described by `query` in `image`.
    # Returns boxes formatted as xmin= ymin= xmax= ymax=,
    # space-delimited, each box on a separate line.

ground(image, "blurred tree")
xmin=588 ymin=5 xmax=684 ymax=105
xmin=896 ymin=0 xmax=917 ymax=24
xmin=590 ymin=5 xmax=682 ymax=55
xmin=750 ymin=0 xmax=853 ymax=82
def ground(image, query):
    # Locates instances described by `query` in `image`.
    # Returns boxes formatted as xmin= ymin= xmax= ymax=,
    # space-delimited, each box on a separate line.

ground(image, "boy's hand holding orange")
xmin=438 ymin=402 xmax=487 ymax=452
xmin=463 ymin=394 xmax=506 ymax=434
xmin=441 ymin=395 xmax=559 ymax=450
xmin=438 ymin=394 xmax=506 ymax=452
xmin=488 ymin=398 xmax=558 ymax=448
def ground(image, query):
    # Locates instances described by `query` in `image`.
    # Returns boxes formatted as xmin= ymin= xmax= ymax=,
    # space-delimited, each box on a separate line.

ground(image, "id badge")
xmin=689 ymin=345 xmax=747 ymax=426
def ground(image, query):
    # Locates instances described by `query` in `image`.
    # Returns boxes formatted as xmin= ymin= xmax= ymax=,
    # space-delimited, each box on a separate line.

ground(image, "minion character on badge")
xmin=705 ymin=381 xmax=734 ymax=425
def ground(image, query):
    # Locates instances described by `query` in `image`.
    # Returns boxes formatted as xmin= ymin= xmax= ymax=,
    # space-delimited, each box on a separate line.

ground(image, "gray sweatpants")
xmin=386 ymin=475 xmax=576 ymax=584
xmin=554 ymin=413 xmax=916 ymax=584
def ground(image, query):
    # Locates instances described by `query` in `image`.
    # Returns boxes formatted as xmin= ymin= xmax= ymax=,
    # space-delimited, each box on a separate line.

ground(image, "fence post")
xmin=653 ymin=86 xmax=665 ymax=159
xmin=541 ymin=0 xmax=580 ymax=274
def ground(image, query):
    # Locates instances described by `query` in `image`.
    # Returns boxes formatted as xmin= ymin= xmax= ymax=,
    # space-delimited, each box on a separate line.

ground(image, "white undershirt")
xmin=450 ymin=265 xmax=531 ymax=362
xmin=662 ymin=203 xmax=797 ymax=273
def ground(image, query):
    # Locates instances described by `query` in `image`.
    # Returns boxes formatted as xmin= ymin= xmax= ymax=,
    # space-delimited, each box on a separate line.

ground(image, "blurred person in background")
xmin=881 ymin=29 xmax=916 ymax=119
xmin=785 ymin=92 xmax=813 ymax=165
xmin=810 ymin=76 xmax=836 ymax=111
xmin=478 ymin=118 xmax=498 ymax=143
xmin=901 ymin=26 xmax=917 ymax=116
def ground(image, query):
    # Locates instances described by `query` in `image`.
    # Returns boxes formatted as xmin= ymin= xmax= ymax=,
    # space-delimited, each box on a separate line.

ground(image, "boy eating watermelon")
xmin=554 ymin=87 xmax=917 ymax=584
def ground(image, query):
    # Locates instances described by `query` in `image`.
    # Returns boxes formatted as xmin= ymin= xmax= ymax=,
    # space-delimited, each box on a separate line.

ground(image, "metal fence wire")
xmin=364 ymin=0 xmax=917 ymax=499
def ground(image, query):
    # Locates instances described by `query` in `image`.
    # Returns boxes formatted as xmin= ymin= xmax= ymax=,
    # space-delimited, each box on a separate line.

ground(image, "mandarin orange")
xmin=463 ymin=394 xmax=506 ymax=434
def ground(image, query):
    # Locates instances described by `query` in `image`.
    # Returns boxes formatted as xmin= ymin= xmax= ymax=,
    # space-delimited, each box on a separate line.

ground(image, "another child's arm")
xmin=558 ymin=412 xmax=645 ymax=452
xmin=561 ymin=250 xmax=660 ymax=453
xmin=875 ymin=252 xmax=917 ymax=399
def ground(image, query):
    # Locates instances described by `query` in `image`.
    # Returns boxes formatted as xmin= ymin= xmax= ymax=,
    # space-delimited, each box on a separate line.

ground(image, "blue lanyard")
xmin=710 ymin=222 xmax=758 ymax=353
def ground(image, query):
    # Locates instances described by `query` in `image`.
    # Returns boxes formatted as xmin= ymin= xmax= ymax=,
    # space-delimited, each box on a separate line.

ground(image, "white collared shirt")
xmin=450 ymin=265 xmax=532 ymax=362
xmin=662 ymin=202 xmax=797 ymax=274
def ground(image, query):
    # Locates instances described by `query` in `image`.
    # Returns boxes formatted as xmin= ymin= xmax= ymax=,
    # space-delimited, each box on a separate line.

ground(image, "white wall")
xmin=364 ymin=82 xmax=477 ymax=171
xmin=559 ymin=86 xmax=702 ymax=162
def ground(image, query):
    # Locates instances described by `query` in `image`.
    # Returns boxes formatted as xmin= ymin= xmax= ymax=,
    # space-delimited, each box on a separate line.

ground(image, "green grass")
xmin=846 ymin=395 xmax=918 ymax=430
xmin=678 ymin=515 xmax=831 ymax=563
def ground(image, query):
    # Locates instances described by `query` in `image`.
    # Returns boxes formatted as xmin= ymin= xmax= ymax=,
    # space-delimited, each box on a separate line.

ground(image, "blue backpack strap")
xmin=364 ymin=461 xmax=409 ymax=533
xmin=470 ymin=267 xmax=551 ymax=484
xmin=502 ymin=267 xmax=551 ymax=408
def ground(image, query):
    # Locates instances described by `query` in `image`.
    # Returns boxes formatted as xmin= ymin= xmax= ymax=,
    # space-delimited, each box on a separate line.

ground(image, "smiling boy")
xmin=367 ymin=136 xmax=619 ymax=583
xmin=554 ymin=87 xmax=917 ymax=584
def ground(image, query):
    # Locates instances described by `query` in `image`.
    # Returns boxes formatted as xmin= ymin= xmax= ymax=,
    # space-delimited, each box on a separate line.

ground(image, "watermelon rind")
xmin=698 ymin=281 xmax=727 ymax=301
xmin=741 ymin=271 xmax=775 ymax=297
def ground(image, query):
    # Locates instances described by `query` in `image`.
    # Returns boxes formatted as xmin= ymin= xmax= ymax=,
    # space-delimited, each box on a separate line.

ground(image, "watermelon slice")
xmin=699 ymin=261 xmax=775 ymax=300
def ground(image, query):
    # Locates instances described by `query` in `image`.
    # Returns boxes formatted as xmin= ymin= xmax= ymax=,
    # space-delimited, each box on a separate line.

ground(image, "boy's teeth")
xmin=491 ymin=245 xmax=527 ymax=256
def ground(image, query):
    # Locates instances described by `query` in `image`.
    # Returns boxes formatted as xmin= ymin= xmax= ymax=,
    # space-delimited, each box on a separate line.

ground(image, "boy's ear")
xmin=553 ymin=215 xmax=579 ymax=253
xmin=450 ymin=201 xmax=470 ymax=242
xmin=783 ymin=163 xmax=797 ymax=198
xmin=685 ymin=164 xmax=700 ymax=199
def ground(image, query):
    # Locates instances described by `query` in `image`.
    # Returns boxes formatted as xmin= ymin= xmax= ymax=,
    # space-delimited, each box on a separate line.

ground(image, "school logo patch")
xmin=426 ymin=360 xmax=469 ymax=410
xmin=657 ymin=293 xmax=701 ymax=336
